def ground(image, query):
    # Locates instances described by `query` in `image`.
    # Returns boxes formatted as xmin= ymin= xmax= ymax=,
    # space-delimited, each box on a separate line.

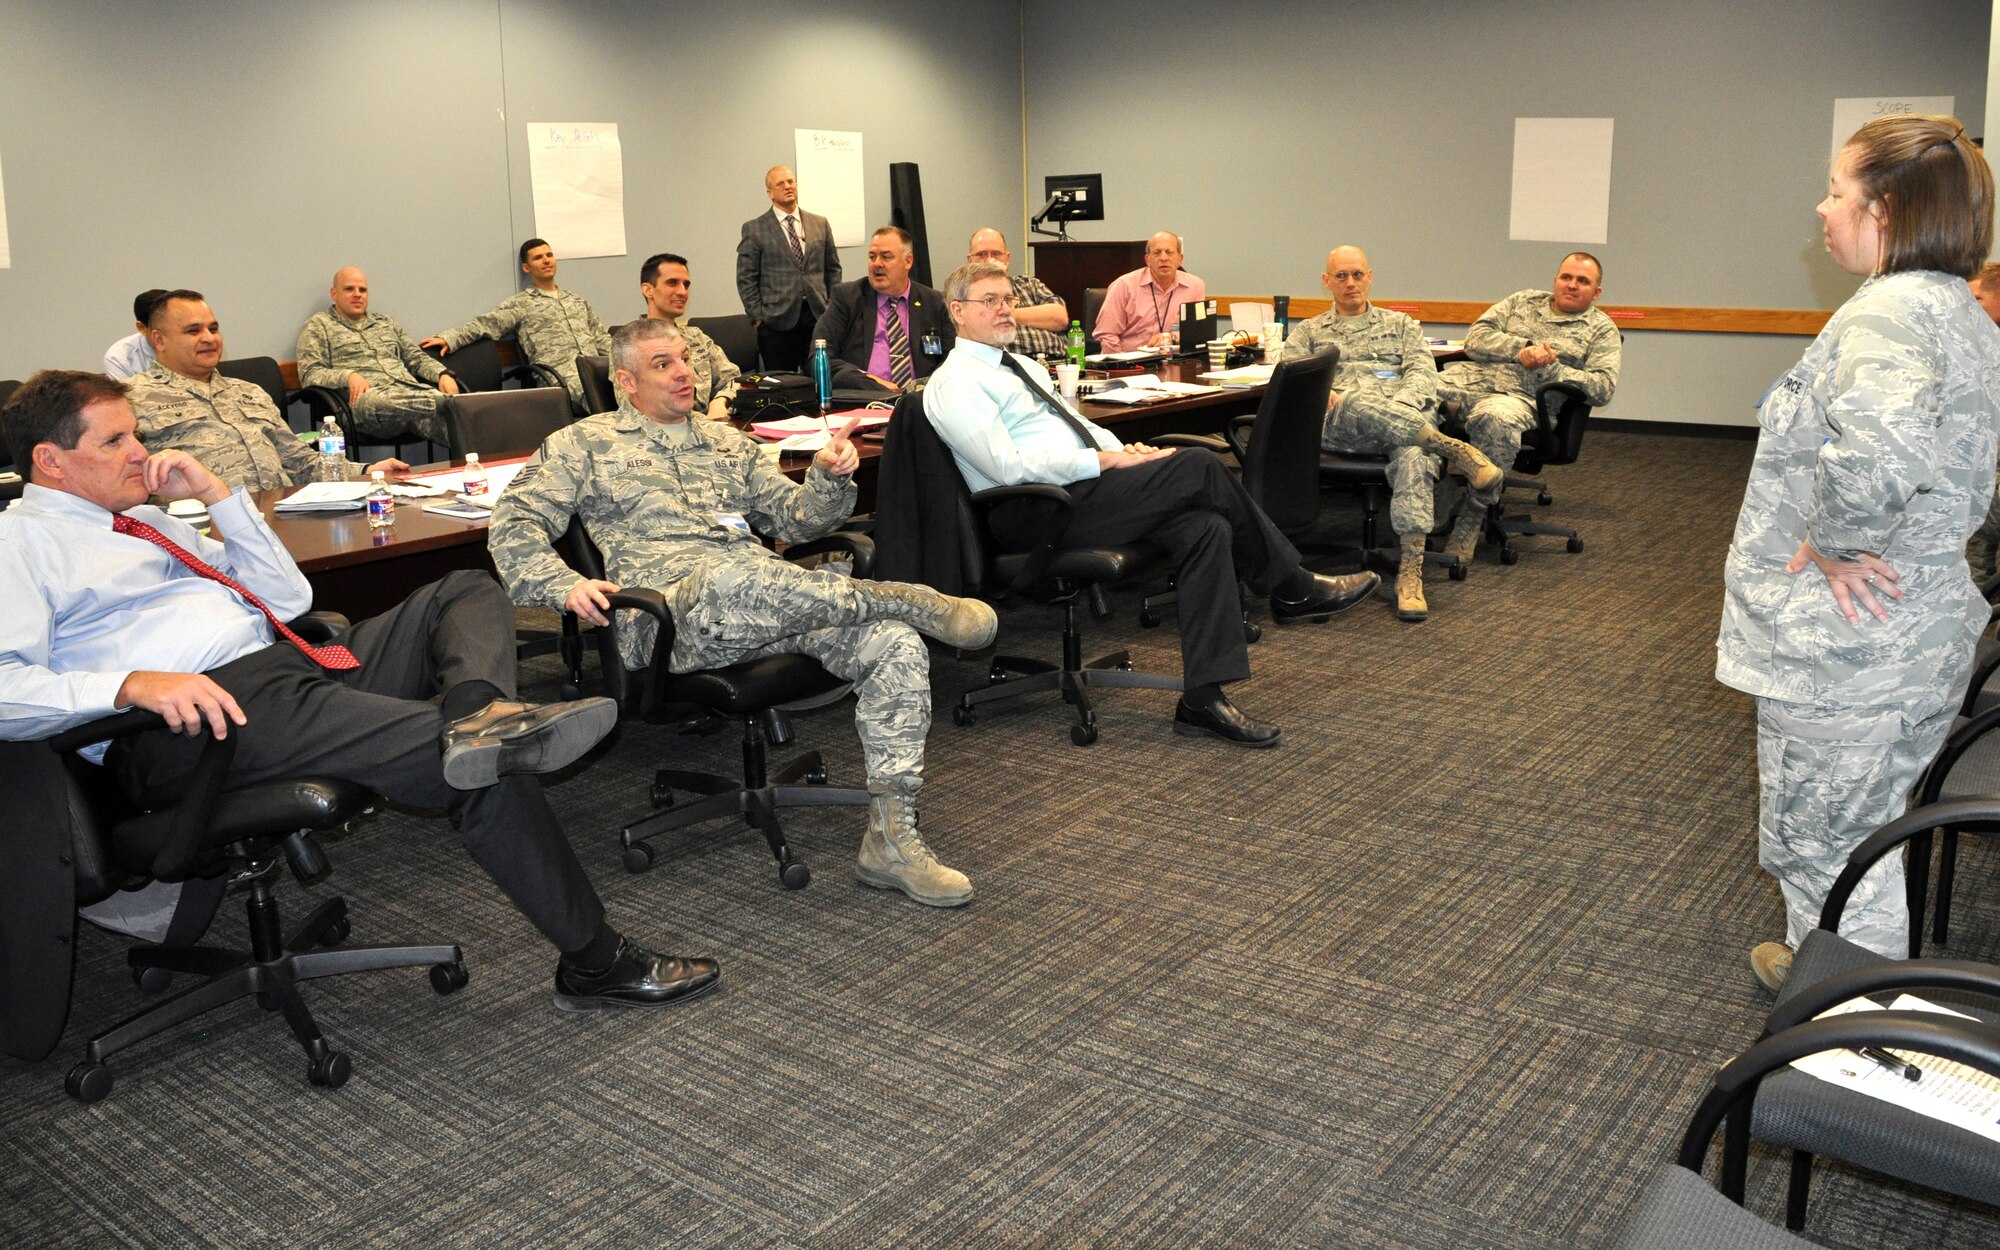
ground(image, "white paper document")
xmin=1832 ymin=96 xmax=1955 ymax=157
xmin=795 ymin=129 xmax=866 ymax=248
xmin=1084 ymin=375 xmax=1223 ymax=405
xmin=1509 ymin=118 xmax=1614 ymax=245
xmin=274 ymin=482 xmax=371 ymax=512
xmin=1085 ymin=350 xmax=1163 ymax=364
xmin=525 ymin=122 xmax=627 ymax=259
xmin=1198 ymin=364 xmax=1276 ymax=385
xmin=1228 ymin=304 xmax=1272 ymax=335
xmin=1792 ymin=993 xmax=2000 ymax=1143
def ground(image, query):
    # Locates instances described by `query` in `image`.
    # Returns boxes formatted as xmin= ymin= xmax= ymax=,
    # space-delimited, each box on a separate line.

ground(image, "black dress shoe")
xmin=440 ymin=697 xmax=619 ymax=789
xmin=1269 ymin=571 xmax=1381 ymax=625
xmin=553 ymin=939 xmax=721 ymax=1012
xmin=1172 ymin=694 xmax=1281 ymax=747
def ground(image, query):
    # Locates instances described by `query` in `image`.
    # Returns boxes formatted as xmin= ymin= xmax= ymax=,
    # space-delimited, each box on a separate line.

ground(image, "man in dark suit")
xmin=812 ymin=226 xmax=953 ymax=394
xmin=735 ymin=164 xmax=841 ymax=372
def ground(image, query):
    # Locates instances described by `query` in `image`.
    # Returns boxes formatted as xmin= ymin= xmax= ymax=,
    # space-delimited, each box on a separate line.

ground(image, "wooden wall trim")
xmin=1212 ymin=296 xmax=1830 ymax=337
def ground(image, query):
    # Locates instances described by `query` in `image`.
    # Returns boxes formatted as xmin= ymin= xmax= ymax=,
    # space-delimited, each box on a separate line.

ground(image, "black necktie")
xmin=998 ymin=352 xmax=1099 ymax=449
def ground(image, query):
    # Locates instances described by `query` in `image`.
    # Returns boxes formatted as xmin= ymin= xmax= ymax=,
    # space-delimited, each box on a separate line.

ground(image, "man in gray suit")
xmin=736 ymin=164 xmax=842 ymax=372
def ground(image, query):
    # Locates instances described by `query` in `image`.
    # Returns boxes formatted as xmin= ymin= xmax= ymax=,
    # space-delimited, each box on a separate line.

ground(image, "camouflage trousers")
xmin=349 ymin=384 xmax=447 ymax=444
xmin=1966 ymin=482 xmax=2000 ymax=579
xmin=1754 ymin=694 xmax=1957 ymax=957
xmin=1456 ymin=393 xmax=1535 ymax=507
xmin=1323 ymin=390 xmax=1445 ymax=536
xmin=652 ymin=558 xmax=931 ymax=796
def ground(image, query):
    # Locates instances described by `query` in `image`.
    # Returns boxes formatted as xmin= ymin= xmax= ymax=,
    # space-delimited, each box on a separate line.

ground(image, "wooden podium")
xmin=1028 ymin=240 xmax=1146 ymax=328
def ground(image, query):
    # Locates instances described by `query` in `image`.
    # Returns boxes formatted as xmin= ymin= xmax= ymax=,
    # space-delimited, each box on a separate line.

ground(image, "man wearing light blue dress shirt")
xmin=923 ymin=261 xmax=1379 ymax=747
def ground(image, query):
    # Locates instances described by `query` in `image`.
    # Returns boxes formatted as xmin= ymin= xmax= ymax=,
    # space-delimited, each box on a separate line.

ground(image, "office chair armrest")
xmin=970 ymin=482 xmax=1075 ymax=592
xmin=597 ymin=588 xmax=674 ymax=661
xmin=1533 ymin=381 xmax=1595 ymax=460
xmin=45 ymin=707 xmax=240 ymax=881
xmin=1920 ymin=700 xmax=2000 ymax=802
xmin=293 ymin=611 xmax=351 ymax=644
xmin=1151 ymin=433 xmax=1230 ymax=456
xmin=1763 ymin=958 xmax=2000 ymax=1036
xmin=510 ymin=362 xmax=566 ymax=392
xmin=1820 ymin=796 xmax=2000 ymax=934
xmin=785 ymin=531 xmax=877 ymax=580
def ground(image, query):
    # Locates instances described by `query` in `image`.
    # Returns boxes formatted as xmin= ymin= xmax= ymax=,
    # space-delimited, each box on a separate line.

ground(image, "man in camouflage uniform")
xmin=967 ymin=228 xmax=1070 ymax=359
xmin=124 ymin=290 xmax=406 ymax=491
xmin=1283 ymin=246 xmax=1503 ymax=622
xmin=1718 ymin=268 xmax=2000 ymax=966
xmin=488 ymin=318 xmax=996 ymax=907
xmin=638 ymin=252 xmax=739 ymax=421
xmin=423 ymin=238 xmax=611 ymax=415
xmin=1437 ymin=253 xmax=1622 ymax=562
xmin=297 ymin=267 xmax=461 ymax=444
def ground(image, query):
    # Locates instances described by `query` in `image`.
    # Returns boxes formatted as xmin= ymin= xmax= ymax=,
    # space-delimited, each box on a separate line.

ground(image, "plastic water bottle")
xmin=366 ymin=470 xmax=395 ymax=529
xmin=317 ymin=416 xmax=346 ymax=481
xmin=461 ymin=451 xmax=489 ymax=499
xmin=1066 ymin=319 xmax=1086 ymax=369
xmin=1271 ymin=294 xmax=1291 ymax=340
xmin=809 ymin=338 xmax=832 ymax=412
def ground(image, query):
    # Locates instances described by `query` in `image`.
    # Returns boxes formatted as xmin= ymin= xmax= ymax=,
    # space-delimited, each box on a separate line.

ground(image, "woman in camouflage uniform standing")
xmin=1717 ymin=114 xmax=2000 ymax=986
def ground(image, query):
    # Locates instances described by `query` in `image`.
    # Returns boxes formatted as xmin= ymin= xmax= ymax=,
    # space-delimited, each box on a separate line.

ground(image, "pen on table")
xmin=1856 ymin=1046 xmax=1922 ymax=1082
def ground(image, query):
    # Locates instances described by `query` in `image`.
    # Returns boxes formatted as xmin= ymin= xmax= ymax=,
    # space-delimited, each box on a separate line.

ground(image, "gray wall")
xmin=1022 ymin=0 xmax=1992 ymax=426
xmin=0 ymin=0 xmax=1022 ymax=376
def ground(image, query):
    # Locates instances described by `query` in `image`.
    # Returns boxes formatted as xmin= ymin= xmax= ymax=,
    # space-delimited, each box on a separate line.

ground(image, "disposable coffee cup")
xmin=1207 ymin=341 xmax=1229 ymax=369
xmin=1055 ymin=362 xmax=1080 ymax=398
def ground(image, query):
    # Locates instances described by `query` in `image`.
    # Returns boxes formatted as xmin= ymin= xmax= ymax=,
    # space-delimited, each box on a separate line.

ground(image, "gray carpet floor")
xmin=6 ymin=428 xmax=2000 ymax=1248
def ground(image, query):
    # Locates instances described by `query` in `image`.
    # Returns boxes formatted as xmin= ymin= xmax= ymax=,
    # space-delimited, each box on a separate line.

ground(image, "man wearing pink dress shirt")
xmin=1092 ymin=231 xmax=1206 ymax=352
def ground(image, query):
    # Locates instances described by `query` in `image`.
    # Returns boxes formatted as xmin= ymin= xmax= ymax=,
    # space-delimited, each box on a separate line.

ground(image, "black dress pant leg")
xmin=113 ymin=574 xmax=606 ymax=955
xmin=757 ymin=301 xmax=815 ymax=372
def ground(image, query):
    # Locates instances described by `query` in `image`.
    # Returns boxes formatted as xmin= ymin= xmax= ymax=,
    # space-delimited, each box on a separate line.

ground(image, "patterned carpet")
xmin=5 ymin=428 xmax=2000 ymax=1248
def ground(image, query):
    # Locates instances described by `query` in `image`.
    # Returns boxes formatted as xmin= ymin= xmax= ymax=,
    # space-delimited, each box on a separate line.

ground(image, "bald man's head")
xmin=765 ymin=164 xmax=799 ymax=211
xmin=1144 ymin=232 xmax=1184 ymax=287
xmin=967 ymin=228 xmax=1011 ymax=269
xmin=330 ymin=267 xmax=369 ymax=320
xmin=1321 ymin=246 xmax=1373 ymax=315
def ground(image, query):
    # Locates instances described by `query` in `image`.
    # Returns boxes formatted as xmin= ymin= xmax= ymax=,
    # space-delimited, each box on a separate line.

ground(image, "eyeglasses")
xmin=1328 ymin=270 xmax=1371 ymax=282
xmin=957 ymin=294 xmax=1021 ymax=311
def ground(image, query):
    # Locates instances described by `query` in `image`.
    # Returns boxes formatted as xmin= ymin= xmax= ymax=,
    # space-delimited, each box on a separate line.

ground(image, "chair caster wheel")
xmin=987 ymin=663 xmax=1010 ymax=686
xmin=1449 ymin=561 xmax=1468 ymax=582
xmin=1114 ymin=658 xmax=1134 ymax=672
xmin=559 ymin=681 xmax=582 ymax=701
xmin=1243 ymin=622 xmax=1262 ymax=644
xmin=1138 ymin=607 xmax=1162 ymax=628
xmin=805 ymin=767 xmax=828 ymax=785
xmin=623 ymin=842 xmax=656 ymax=874
xmin=953 ymin=705 xmax=975 ymax=727
xmin=649 ymin=782 xmax=674 ymax=808
xmin=307 ymin=1050 xmax=352 ymax=1089
xmin=66 ymin=1061 xmax=113 ymax=1104
xmin=1501 ymin=548 xmax=1520 ymax=565
xmin=778 ymin=860 xmax=812 ymax=890
xmin=429 ymin=960 xmax=469 ymax=995
xmin=322 ymin=915 xmax=352 ymax=947
xmin=1538 ymin=490 xmax=1553 ymax=505
xmin=1071 ymin=721 xmax=1098 ymax=746
xmin=133 ymin=965 xmax=173 ymax=994
xmin=1567 ymin=536 xmax=1584 ymax=553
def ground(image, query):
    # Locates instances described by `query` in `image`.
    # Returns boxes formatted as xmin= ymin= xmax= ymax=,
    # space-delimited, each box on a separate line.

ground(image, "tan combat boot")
xmin=1418 ymin=426 xmax=1504 ymax=492
xmin=855 ymin=581 xmax=999 ymax=650
xmin=1442 ymin=506 xmax=1484 ymax=566
xmin=1395 ymin=536 xmax=1428 ymax=623
xmin=856 ymin=794 xmax=973 ymax=907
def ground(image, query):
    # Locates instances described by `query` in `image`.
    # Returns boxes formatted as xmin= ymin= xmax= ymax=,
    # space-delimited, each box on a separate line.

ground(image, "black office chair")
xmin=1736 ymin=797 xmax=2000 ymax=1230
xmin=576 ymin=355 xmax=617 ymax=415
xmin=1082 ymin=287 xmax=1107 ymax=354
xmin=46 ymin=616 xmax=465 ymax=1103
xmin=1470 ymin=380 xmax=1595 ymax=563
xmin=440 ymin=387 xmax=575 ymax=459
xmin=1911 ymin=705 xmax=2000 ymax=950
xmin=1612 ymin=1010 xmax=2000 ymax=1249
xmin=424 ymin=337 xmax=546 ymax=394
xmin=218 ymin=355 xmax=347 ymax=437
xmin=688 ymin=313 xmax=760 ymax=374
xmin=556 ymin=521 xmax=875 ymax=884
xmin=1 ymin=378 xmax=21 ymax=501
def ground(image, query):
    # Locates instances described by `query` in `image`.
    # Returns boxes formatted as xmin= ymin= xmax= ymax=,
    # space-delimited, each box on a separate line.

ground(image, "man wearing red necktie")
xmin=0 ymin=370 xmax=718 ymax=1012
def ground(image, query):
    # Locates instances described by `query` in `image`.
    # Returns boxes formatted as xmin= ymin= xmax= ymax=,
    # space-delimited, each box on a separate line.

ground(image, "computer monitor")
xmin=1043 ymin=174 xmax=1103 ymax=223
xmin=1031 ymin=174 xmax=1105 ymax=239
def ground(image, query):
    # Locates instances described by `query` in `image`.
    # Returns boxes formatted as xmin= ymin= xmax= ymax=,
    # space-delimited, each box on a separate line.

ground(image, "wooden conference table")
xmin=258 ymin=357 xmax=1270 ymax=619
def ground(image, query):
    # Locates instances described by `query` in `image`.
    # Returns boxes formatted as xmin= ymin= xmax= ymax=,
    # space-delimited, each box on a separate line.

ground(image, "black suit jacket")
xmin=813 ymin=278 xmax=954 ymax=392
